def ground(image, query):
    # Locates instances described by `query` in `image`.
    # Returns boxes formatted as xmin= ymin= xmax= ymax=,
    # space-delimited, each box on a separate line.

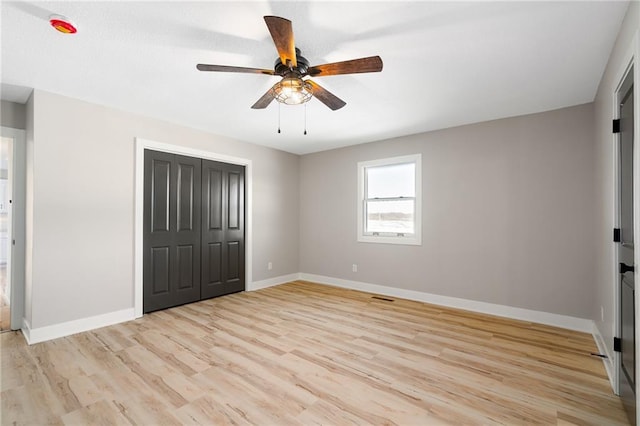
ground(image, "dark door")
xmin=201 ymin=159 xmax=245 ymax=299
xmin=143 ymin=150 xmax=202 ymax=313
xmin=617 ymin=66 xmax=635 ymax=425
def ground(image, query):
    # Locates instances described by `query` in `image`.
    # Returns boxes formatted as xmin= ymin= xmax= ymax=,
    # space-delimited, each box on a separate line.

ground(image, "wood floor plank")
xmin=174 ymin=394 xmax=253 ymax=425
xmin=0 ymin=281 xmax=628 ymax=425
xmin=61 ymin=399 xmax=132 ymax=426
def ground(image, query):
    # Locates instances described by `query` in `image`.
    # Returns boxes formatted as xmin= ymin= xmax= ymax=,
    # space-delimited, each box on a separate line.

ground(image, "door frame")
xmin=0 ymin=126 xmax=25 ymax=330
xmin=612 ymin=30 xmax=640 ymax=425
xmin=134 ymin=138 xmax=253 ymax=318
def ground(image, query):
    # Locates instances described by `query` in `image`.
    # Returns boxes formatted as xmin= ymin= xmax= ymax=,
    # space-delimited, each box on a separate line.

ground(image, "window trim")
xmin=357 ymin=154 xmax=422 ymax=245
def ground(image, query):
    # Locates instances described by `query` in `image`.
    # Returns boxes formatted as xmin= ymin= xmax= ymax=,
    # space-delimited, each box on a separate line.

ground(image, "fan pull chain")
xmin=277 ymin=103 xmax=281 ymax=134
xmin=304 ymin=103 xmax=307 ymax=135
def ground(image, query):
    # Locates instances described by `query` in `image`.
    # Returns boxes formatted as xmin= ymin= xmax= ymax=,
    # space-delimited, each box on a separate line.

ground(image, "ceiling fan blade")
xmin=251 ymin=87 xmax=276 ymax=109
xmin=264 ymin=16 xmax=297 ymax=69
xmin=197 ymin=64 xmax=275 ymax=75
xmin=306 ymin=56 xmax=383 ymax=77
xmin=307 ymin=80 xmax=346 ymax=111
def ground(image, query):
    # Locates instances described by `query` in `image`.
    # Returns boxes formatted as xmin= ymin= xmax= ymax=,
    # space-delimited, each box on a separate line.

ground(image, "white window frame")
xmin=357 ymin=154 xmax=422 ymax=245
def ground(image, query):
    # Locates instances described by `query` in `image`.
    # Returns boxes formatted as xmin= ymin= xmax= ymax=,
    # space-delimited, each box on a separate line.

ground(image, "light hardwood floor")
xmin=0 ymin=281 xmax=628 ymax=425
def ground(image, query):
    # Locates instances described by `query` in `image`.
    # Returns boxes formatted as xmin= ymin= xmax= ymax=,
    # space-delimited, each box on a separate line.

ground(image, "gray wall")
xmin=593 ymin=2 xmax=639 ymax=355
xmin=1 ymin=100 xmax=27 ymax=130
xmin=300 ymin=103 xmax=596 ymax=319
xmin=27 ymin=89 xmax=299 ymax=329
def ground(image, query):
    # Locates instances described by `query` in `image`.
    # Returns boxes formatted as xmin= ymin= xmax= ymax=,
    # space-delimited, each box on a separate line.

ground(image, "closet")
xmin=143 ymin=149 xmax=245 ymax=313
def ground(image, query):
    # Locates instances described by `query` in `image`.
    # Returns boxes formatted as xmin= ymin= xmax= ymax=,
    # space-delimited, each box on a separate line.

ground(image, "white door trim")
xmin=133 ymin=138 xmax=253 ymax=318
xmin=634 ymin=32 xmax=640 ymax=426
xmin=613 ymin=60 xmax=633 ymax=397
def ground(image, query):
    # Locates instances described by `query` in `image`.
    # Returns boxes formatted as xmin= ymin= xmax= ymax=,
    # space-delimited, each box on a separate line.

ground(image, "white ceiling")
xmin=0 ymin=1 xmax=629 ymax=155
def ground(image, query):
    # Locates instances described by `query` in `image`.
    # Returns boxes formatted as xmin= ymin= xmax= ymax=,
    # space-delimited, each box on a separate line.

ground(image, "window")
xmin=357 ymin=154 xmax=421 ymax=245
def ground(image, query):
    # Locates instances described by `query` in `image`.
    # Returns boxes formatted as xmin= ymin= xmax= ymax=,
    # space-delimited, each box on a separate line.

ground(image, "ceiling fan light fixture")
xmin=273 ymin=77 xmax=313 ymax=105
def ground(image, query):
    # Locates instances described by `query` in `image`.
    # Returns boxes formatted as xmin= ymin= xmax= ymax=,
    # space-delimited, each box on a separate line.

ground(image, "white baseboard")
xmin=19 ymin=273 xmax=596 ymax=344
xmin=248 ymin=273 xmax=301 ymax=291
xmin=592 ymin=322 xmax=617 ymax=393
xmin=21 ymin=273 xmax=295 ymax=344
xmin=299 ymin=273 xmax=594 ymax=333
xmin=22 ymin=308 xmax=136 ymax=345
xmin=21 ymin=318 xmax=32 ymax=344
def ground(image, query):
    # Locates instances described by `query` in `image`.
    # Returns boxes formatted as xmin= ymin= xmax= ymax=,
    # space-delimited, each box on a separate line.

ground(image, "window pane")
xmin=366 ymin=163 xmax=415 ymax=199
xmin=366 ymin=199 xmax=414 ymax=233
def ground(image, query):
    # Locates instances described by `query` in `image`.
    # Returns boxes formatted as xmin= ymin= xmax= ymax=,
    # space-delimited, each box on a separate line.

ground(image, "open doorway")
xmin=0 ymin=135 xmax=13 ymax=331
xmin=0 ymin=126 xmax=25 ymax=332
xmin=615 ymin=63 xmax=636 ymax=425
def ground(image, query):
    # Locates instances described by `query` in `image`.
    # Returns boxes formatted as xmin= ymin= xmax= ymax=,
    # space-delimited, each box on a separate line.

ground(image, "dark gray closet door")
xmin=201 ymin=159 xmax=245 ymax=299
xmin=143 ymin=150 xmax=202 ymax=313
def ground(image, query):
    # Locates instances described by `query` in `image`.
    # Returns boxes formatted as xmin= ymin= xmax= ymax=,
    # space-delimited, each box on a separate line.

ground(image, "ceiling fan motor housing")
xmin=274 ymin=48 xmax=309 ymax=76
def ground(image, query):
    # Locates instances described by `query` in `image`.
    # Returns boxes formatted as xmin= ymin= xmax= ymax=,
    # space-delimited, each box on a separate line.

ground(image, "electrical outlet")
xmin=352 ymin=264 xmax=358 ymax=272
xmin=268 ymin=262 xmax=273 ymax=271
xmin=601 ymin=306 xmax=604 ymax=322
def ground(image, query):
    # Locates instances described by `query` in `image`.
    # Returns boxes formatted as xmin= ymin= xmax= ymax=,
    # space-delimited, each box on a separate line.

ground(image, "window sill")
xmin=358 ymin=235 xmax=422 ymax=246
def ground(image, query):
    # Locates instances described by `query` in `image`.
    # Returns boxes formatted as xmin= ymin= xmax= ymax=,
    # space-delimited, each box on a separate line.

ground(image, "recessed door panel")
xmin=151 ymin=160 xmax=170 ymax=232
xmin=207 ymin=169 xmax=222 ymax=230
xmin=151 ymin=247 xmax=170 ymax=294
xmin=207 ymin=242 xmax=222 ymax=285
xmin=177 ymin=163 xmax=195 ymax=232
xmin=228 ymin=172 xmax=240 ymax=230
xmin=622 ymin=278 xmax=635 ymax=386
xmin=177 ymin=245 xmax=194 ymax=290
xmin=227 ymin=241 xmax=240 ymax=280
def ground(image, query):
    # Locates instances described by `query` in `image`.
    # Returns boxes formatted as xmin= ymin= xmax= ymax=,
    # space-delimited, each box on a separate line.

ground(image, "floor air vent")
xmin=371 ymin=296 xmax=395 ymax=302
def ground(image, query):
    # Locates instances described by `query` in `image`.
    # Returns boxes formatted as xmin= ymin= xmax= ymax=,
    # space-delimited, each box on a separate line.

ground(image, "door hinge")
xmin=619 ymin=262 xmax=635 ymax=274
xmin=613 ymin=119 xmax=621 ymax=133
xmin=614 ymin=337 xmax=622 ymax=352
xmin=614 ymin=228 xmax=621 ymax=242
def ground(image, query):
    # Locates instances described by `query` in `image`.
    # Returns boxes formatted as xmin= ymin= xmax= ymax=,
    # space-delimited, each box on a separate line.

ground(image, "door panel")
xmin=173 ymin=155 xmax=202 ymax=303
xmin=225 ymin=166 xmax=245 ymax=294
xmin=207 ymin=169 xmax=223 ymax=230
xmin=177 ymin=245 xmax=195 ymax=289
xmin=151 ymin=160 xmax=170 ymax=232
xmin=177 ymin=163 xmax=196 ymax=231
xmin=228 ymin=172 xmax=240 ymax=229
xmin=151 ymin=246 xmax=170 ymax=294
xmin=202 ymin=164 xmax=225 ymax=298
xmin=623 ymin=278 xmax=635 ymax=386
xmin=228 ymin=241 xmax=240 ymax=280
xmin=617 ymin=66 xmax=636 ymax=426
xmin=201 ymin=160 xmax=245 ymax=299
xmin=206 ymin=242 xmax=223 ymax=289
xmin=144 ymin=150 xmax=201 ymax=313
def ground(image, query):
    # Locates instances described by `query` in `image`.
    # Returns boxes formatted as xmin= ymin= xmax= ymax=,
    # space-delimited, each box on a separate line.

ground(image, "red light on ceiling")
xmin=49 ymin=15 xmax=77 ymax=34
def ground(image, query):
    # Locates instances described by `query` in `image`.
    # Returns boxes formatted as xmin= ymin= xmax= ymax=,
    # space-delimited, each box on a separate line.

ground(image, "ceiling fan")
xmin=196 ymin=16 xmax=383 ymax=111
